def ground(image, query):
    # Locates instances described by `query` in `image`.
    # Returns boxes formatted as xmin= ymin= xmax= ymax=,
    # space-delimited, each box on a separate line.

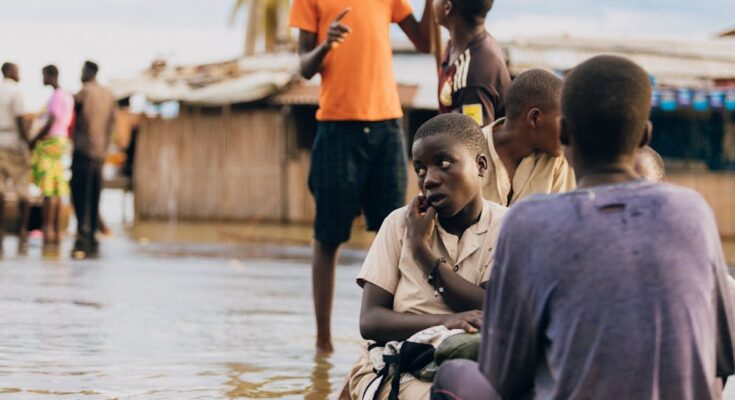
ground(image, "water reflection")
xmin=0 ymin=227 xmax=363 ymax=399
xmin=224 ymin=362 xmax=306 ymax=398
xmin=304 ymin=355 xmax=335 ymax=400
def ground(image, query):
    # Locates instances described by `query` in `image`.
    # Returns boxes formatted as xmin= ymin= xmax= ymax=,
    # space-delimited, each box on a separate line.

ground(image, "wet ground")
xmin=0 ymin=192 xmax=364 ymax=399
xmin=2 ymin=191 xmax=735 ymax=399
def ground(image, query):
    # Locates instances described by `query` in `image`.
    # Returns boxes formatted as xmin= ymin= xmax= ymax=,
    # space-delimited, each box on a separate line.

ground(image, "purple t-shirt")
xmin=481 ymin=181 xmax=735 ymax=399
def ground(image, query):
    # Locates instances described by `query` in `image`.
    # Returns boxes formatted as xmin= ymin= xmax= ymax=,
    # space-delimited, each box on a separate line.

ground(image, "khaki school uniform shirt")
xmin=357 ymin=200 xmax=508 ymax=314
xmin=482 ymin=118 xmax=576 ymax=206
xmin=349 ymin=200 xmax=508 ymax=399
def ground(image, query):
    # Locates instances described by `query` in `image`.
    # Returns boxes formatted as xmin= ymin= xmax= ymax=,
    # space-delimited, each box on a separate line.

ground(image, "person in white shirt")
xmin=0 ymin=62 xmax=31 ymax=254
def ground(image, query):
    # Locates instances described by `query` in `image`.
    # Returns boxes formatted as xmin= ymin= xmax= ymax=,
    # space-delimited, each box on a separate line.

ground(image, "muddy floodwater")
xmin=0 ymin=237 xmax=365 ymax=399
xmin=1 ymin=192 xmax=735 ymax=399
xmin=0 ymin=194 xmax=366 ymax=399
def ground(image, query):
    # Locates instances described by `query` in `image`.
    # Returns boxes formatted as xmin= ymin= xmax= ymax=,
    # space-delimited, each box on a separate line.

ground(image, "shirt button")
xmin=363 ymin=127 xmax=370 ymax=134
xmin=453 ymin=265 xmax=460 ymax=272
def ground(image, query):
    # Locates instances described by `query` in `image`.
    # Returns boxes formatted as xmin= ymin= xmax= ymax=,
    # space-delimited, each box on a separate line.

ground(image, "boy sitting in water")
xmin=432 ymin=55 xmax=735 ymax=399
xmin=345 ymin=114 xmax=508 ymax=399
xmin=435 ymin=0 xmax=510 ymax=127
xmin=482 ymin=69 xmax=575 ymax=206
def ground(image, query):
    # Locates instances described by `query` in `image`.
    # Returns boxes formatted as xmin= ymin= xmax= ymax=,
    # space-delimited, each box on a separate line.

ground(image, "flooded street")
xmin=0 ymin=193 xmax=364 ymax=399
xmin=2 ymin=192 xmax=735 ymax=399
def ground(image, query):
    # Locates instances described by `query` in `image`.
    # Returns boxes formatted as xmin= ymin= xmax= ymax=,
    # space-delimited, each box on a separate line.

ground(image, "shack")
xmin=109 ymin=52 xmax=435 ymax=224
xmin=109 ymin=35 xmax=735 ymax=236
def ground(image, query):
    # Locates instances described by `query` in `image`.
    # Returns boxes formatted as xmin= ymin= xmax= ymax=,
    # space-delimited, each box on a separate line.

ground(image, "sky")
xmin=1 ymin=0 xmax=731 ymax=109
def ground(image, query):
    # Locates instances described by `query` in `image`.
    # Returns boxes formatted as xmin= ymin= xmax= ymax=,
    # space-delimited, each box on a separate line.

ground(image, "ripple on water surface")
xmin=0 ymin=235 xmax=363 ymax=399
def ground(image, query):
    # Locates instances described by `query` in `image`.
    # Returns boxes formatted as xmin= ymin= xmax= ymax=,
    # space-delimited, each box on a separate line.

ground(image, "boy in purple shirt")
xmin=432 ymin=55 xmax=735 ymax=399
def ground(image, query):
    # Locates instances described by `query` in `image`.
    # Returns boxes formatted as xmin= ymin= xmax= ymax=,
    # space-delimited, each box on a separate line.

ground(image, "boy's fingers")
xmin=408 ymin=196 xmax=421 ymax=216
xmin=461 ymin=321 xmax=475 ymax=333
xmin=425 ymin=206 xmax=437 ymax=219
xmin=333 ymin=7 xmax=351 ymax=22
xmin=330 ymin=24 xmax=350 ymax=35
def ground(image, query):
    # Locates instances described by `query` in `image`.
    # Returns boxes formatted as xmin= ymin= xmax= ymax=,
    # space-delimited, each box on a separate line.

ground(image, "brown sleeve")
xmin=452 ymin=86 xmax=497 ymax=127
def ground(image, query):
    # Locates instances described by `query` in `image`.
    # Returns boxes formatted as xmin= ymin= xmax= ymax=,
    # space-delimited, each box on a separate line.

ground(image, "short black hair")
xmin=42 ymin=64 xmax=59 ymax=78
xmin=562 ymin=55 xmax=652 ymax=162
xmin=635 ymin=145 xmax=665 ymax=182
xmin=414 ymin=113 xmax=488 ymax=156
xmin=84 ymin=60 xmax=99 ymax=75
xmin=1 ymin=62 xmax=16 ymax=77
xmin=505 ymin=68 xmax=562 ymax=119
xmin=452 ymin=0 xmax=494 ymax=25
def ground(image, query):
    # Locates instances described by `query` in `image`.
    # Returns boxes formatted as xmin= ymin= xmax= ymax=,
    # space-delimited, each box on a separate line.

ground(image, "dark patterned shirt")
xmin=437 ymin=32 xmax=511 ymax=127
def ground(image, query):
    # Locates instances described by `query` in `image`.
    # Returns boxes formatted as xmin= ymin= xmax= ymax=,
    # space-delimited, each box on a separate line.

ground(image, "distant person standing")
xmin=31 ymin=65 xmax=74 ymax=248
xmin=289 ymin=0 xmax=434 ymax=352
xmin=0 ymin=62 xmax=31 ymax=254
xmin=71 ymin=61 xmax=116 ymax=259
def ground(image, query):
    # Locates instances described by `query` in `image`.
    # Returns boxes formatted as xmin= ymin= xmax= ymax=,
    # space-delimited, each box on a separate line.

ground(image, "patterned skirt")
xmin=31 ymin=136 xmax=70 ymax=197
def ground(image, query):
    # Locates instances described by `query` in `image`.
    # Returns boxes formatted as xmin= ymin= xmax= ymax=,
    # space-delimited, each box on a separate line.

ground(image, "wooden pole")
xmin=429 ymin=6 xmax=443 ymax=69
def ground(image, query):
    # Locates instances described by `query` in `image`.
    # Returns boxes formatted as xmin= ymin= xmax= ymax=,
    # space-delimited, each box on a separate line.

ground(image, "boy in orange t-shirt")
xmin=289 ymin=0 xmax=434 ymax=353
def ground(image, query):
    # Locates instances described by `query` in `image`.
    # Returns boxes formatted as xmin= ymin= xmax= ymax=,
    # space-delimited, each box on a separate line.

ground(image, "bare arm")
xmin=297 ymin=8 xmax=351 ymax=80
xmin=413 ymin=243 xmax=486 ymax=311
xmin=32 ymin=114 xmax=56 ymax=146
xmin=360 ymin=282 xmax=482 ymax=343
xmin=15 ymin=116 xmax=29 ymax=146
xmin=297 ymin=31 xmax=330 ymax=80
xmin=396 ymin=0 xmax=433 ymax=54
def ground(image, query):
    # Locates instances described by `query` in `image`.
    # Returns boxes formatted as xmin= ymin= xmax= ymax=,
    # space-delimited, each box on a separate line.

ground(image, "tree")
xmin=230 ymin=0 xmax=291 ymax=55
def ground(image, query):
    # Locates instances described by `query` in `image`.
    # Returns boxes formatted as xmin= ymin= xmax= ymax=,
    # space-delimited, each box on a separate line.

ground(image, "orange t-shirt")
xmin=289 ymin=0 xmax=412 ymax=121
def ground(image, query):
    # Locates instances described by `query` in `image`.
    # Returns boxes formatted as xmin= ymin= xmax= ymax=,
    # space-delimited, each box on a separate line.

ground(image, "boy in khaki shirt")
xmin=482 ymin=69 xmax=575 ymax=206
xmin=345 ymin=114 xmax=508 ymax=399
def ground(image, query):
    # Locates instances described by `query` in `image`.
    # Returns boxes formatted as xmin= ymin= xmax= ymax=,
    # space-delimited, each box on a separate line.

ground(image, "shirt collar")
xmin=435 ymin=200 xmax=494 ymax=237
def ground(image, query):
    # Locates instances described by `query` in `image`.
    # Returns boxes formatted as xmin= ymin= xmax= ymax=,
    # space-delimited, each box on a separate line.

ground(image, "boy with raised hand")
xmin=478 ymin=55 xmax=735 ymax=399
xmin=435 ymin=0 xmax=510 ymax=127
xmin=349 ymin=113 xmax=507 ymax=400
xmin=289 ymin=0 xmax=434 ymax=353
xmin=482 ymin=68 xmax=575 ymax=206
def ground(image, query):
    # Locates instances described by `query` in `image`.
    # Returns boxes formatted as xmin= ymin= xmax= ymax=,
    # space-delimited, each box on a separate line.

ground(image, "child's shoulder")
xmin=382 ymin=205 xmax=410 ymax=232
xmin=465 ymin=33 xmax=507 ymax=81
xmin=484 ymin=199 xmax=509 ymax=218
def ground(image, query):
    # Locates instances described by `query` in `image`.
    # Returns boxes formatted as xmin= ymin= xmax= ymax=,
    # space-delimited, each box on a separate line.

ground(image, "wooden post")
xmin=429 ymin=6 xmax=443 ymax=69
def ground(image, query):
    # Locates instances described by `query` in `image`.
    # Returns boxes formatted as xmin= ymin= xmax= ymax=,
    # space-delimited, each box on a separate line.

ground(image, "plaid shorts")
xmin=309 ymin=119 xmax=408 ymax=245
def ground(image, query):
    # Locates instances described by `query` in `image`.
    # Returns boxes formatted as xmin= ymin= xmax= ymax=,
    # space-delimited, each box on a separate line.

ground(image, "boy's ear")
xmin=559 ymin=117 xmax=570 ymax=146
xmin=444 ymin=0 xmax=453 ymax=17
xmin=476 ymin=153 xmax=488 ymax=177
xmin=527 ymin=108 xmax=541 ymax=128
xmin=639 ymin=121 xmax=653 ymax=148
